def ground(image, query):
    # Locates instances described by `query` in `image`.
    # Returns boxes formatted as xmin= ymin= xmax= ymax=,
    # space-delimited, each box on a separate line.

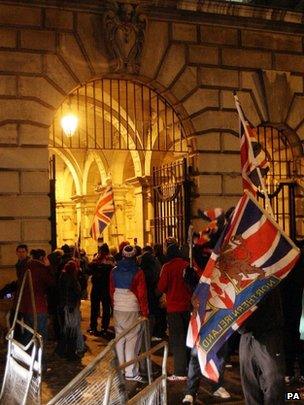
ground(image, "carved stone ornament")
xmin=103 ymin=2 xmax=147 ymax=74
xmin=154 ymin=170 xmax=181 ymax=202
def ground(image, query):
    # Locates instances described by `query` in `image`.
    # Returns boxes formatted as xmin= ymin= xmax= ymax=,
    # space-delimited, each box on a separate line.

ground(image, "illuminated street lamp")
xmin=61 ymin=112 xmax=78 ymax=137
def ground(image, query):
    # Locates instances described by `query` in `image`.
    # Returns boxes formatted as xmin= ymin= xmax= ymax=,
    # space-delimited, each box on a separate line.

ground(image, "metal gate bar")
xmin=50 ymin=79 xmax=187 ymax=153
xmin=153 ymin=158 xmax=190 ymax=246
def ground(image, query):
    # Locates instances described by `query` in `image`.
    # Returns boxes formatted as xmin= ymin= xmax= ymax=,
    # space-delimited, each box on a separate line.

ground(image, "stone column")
xmin=111 ymin=185 xmax=128 ymax=247
xmin=56 ymin=202 xmax=77 ymax=247
xmin=126 ymin=177 xmax=152 ymax=247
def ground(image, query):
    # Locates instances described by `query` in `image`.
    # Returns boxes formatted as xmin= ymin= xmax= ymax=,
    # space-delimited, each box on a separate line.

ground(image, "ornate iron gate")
xmin=256 ymin=126 xmax=298 ymax=240
xmin=152 ymin=158 xmax=190 ymax=246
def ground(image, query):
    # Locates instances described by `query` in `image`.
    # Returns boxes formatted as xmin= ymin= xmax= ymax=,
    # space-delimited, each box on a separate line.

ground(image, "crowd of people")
xmin=7 ymin=223 xmax=304 ymax=404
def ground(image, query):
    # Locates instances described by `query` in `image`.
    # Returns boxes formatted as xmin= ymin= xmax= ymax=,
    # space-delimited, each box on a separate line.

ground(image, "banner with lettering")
xmin=187 ymin=191 xmax=300 ymax=382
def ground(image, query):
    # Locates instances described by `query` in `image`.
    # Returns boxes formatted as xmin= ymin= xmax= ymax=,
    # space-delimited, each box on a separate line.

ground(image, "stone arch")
xmin=51 ymin=148 xmax=82 ymax=196
xmin=82 ymin=151 xmax=108 ymax=195
xmin=240 ymin=71 xmax=304 ymax=156
xmin=61 ymin=166 xmax=75 ymax=200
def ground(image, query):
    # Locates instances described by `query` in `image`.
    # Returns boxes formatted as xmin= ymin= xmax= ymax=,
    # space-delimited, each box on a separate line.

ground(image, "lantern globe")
xmin=61 ymin=113 xmax=78 ymax=137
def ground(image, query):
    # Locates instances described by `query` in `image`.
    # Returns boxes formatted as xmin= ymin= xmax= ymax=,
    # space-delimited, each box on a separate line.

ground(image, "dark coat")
xmin=19 ymin=259 xmax=55 ymax=314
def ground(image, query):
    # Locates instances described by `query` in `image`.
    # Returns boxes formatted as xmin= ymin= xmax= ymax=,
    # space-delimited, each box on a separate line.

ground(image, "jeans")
xmin=21 ymin=312 xmax=48 ymax=345
xmin=167 ymin=311 xmax=190 ymax=376
xmin=90 ymin=288 xmax=111 ymax=331
xmin=239 ymin=332 xmax=285 ymax=405
xmin=185 ymin=347 xmax=225 ymax=397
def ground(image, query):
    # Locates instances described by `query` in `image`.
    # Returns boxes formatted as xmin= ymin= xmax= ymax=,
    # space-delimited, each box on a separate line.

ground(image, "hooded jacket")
xmin=109 ymin=258 xmax=148 ymax=317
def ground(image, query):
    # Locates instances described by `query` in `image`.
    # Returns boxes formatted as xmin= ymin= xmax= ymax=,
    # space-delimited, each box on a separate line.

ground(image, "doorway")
xmin=49 ymin=79 xmax=190 ymax=255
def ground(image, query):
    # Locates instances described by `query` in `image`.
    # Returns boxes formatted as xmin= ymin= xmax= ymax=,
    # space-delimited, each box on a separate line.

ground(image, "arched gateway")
xmin=49 ymin=78 xmax=192 ymax=255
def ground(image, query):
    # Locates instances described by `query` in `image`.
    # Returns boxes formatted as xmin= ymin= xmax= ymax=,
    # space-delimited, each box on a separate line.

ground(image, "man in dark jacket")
xmin=139 ymin=246 xmax=160 ymax=331
xmin=280 ymin=247 xmax=304 ymax=383
xmin=87 ymin=243 xmax=115 ymax=336
xmin=238 ymin=287 xmax=285 ymax=405
xmin=15 ymin=244 xmax=30 ymax=280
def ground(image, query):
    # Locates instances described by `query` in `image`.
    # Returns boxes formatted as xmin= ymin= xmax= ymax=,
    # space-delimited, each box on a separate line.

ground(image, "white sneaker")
xmin=213 ymin=386 xmax=231 ymax=399
xmin=125 ymin=374 xmax=145 ymax=383
xmin=167 ymin=374 xmax=187 ymax=381
xmin=285 ymin=375 xmax=295 ymax=384
xmin=182 ymin=394 xmax=194 ymax=404
xmin=151 ymin=336 xmax=162 ymax=342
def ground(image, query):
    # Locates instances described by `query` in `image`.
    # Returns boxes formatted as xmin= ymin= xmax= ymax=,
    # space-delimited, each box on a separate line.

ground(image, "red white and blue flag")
xmin=90 ymin=186 xmax=115 ymax=240
xmin=187 ymin=191 xmax=299 ymax=382
xmin=241 ymin=121 xmax=270 ymax=196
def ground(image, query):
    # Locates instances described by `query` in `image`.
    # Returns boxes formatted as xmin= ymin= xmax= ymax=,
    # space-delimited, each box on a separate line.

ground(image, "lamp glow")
xmin=61 ymin=113 xmax=78 ymax=137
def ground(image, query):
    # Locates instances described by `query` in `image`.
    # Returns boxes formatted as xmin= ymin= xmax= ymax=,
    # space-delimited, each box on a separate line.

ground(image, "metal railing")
xmin=0 ymin=270 xmax=43 ymax=405
xmin=47 ymin=318 xmax=168 ymax=405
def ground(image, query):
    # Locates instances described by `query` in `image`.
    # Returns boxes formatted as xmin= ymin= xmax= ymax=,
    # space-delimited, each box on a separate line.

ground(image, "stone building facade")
xmin=1 ymin=0 xmax=304 ymax=280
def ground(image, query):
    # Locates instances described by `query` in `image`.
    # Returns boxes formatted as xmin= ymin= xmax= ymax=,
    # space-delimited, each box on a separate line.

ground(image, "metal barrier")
xmin=47 ymin=318 xmax=168 ymax=405
xmin=0 ymin=270 xmax=42 ymax=405
xmin=124 ymin=342 xmax=168 ymax=405
xmin=47 ymin=342 xmax=126 ymax=405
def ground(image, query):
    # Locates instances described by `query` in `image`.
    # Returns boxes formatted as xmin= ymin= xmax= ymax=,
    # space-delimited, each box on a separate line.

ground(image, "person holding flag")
xmin=183 ymin=211 xmax=232 ymax=404
xmin=182 ymin=93 xmax=300 ymax=405
xmin=234 ymin=93 xmax=292 ymax=405
xmin=90 ymin=185 xmax=115 ymax=241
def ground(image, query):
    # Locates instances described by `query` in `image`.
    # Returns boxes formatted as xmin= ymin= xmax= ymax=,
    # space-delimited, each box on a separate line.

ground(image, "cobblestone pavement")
xmin=0 ymin=300 xmax=303 ymax=404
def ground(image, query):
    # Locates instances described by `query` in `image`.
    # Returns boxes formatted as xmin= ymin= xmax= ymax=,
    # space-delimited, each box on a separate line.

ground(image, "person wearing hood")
xmin=114 ymin=240 xmax=130 ymax=262
xmin=158 ymin=241 xmax=191 ymax=381
xmin=109 ymin=244 xmax=148 ymax=382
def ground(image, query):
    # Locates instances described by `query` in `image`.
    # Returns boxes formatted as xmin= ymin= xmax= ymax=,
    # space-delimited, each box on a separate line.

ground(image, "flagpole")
xmin=188 ymin=224 xmax=193 ymax=267
xmin=112 ymin=190 xmax=120 ymax=249
xmin=233 ymin=92 xmax=274 ymax=218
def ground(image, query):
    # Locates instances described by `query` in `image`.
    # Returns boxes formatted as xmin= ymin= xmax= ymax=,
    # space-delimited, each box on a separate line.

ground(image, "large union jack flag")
xmin=241 ymin=122 xmax=270 ymax=196
xmin=90 ymin=186 xmax=115 ymax=240
xmin=187 ymin=191 xmax=300 ymax=382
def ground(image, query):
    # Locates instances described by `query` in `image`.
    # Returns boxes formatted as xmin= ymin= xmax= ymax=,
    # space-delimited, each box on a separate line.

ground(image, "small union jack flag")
xmin=90 ymin=186 xmax=115 ymax=240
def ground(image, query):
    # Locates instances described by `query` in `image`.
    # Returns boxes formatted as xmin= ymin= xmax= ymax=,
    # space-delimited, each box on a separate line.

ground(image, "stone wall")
xmin=0 ymin=0 xmax=304 ymax=278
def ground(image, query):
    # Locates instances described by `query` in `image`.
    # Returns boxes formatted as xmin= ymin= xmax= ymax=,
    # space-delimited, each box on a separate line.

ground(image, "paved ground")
xmin=0 ymin=299 xmax=303 ymax=404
